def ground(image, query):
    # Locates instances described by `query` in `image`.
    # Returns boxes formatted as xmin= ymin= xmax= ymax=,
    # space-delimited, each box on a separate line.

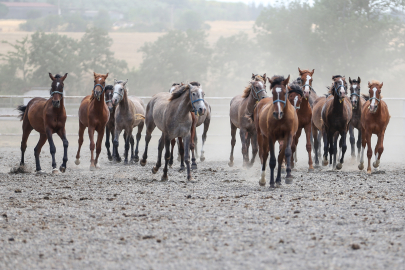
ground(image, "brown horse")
xmin=104 ymin=85 xmax=121 ymax=161
xmin=298 ymin=68 xmax=318 ymax=108
xmin=321 ymin=75 xmax=352 ymax=169
xmin=358 ymin=80 xmax=390 ymax=174
xmin=17 ymin=73 xmax=69 ymax=174
xmin=140 ymin=84 xmax=206 ymax=181
xmin=348 ymin=77 xmax=365 ymax=159
xmin=255 ymin=75 xmax=298 ymax=188
xmin=229 ymin=74 xmax=268 ymax=168
xmin=75 ymin=72 xmax=110 ymax=170
xmin=311 ymin=95 xmax=327 ymax=168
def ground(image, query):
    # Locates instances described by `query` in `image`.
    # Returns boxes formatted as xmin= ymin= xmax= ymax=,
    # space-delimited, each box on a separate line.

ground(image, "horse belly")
xmin=27 ymin=100 xmax=47 ymax=134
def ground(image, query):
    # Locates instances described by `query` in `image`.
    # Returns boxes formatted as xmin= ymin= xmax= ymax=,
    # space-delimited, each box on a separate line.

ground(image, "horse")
xmin=298 ymin=68 xmax=318 ymax=108
xmin=254 ymin=75 xmax=298 ymax=188
xmin=348 ymin=77 xmax=365 ymax=160
xmin=104 ymin=85 xmax=122 ymax=161
xmin=17 ymin=73 xmax=69 ymax=174
xmin=75 ymin=72 xmax=110 ymax=170
xmin=111 ymin=79 xmax=145 ymax=164
xmin=229 ymin=73 xmax=268 ymax=168
xmin=321 ymin=75 xmax=352 ymax=170
xmin=140 ymin=83 xmax=206 ymax=181
xmin=311 ymin=94 xmax=327 ymax=168
xmin=168 ymin=82 xmax=211 ymax=170
xmin=289 ymin=74 xmax=315 ymax=172
xmin=358 ymin=80 xmax=390 ymax=174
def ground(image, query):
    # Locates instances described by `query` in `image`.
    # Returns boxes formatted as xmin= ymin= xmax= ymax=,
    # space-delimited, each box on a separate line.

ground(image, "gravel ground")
xmin=0 ymin=145 xmax=404 ymax=270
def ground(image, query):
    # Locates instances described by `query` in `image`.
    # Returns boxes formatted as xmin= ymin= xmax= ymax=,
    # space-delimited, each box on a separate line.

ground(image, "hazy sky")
xmin=215 ymin=0 xmax=313 ymax=6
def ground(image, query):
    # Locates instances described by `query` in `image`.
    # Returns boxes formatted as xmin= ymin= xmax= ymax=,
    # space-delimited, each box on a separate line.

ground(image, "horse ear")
xmin=380 ymin=82 xmax=383 ymax=88
xmin=114 ymin=79 xmax=117 ymax=85
xmin=358 ymin=77 xmax=361 ymax=84
xmin=105 ymin=73 xmax=109 ymax=79
xmin=368 ymin=81 xmax=371 ymax=87
xmin=251 ymin=73 xmax=255 ymax=80
xmin=49 ymin=73 xmax=55 ymax=81
xmin=93 ymin=72 xmax=97 ymax=78
xmin=262 ymin=73 xmax=266 ymax=82
xmin=311 ymin=69 xmax=315 ymax=75
xmin=267 ymin=77 xmax=272 ymax=84
xmin=349 ymin=77 xmax=352 ymax=84
xmin=123 ymin=79 xmax=128 ymax=86
xmin=61 ymin=73 xmax=68 ymax=82
xmin=298 ymin=67 xmax=303 ymax=75
xmin=283 ymin=75 xmax=290 ymax=85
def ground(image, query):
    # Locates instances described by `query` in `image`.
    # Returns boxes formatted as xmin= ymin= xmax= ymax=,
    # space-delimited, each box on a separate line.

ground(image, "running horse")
xmin=321 ymin=75 xmax=352 ymax=169
xmin=104 ymin=85 xmax=122 ymax=161
xmin=255 ymin=75 xmax=298 ymax=188
xmin=358 ymin=80 xmax=390 ymax=174
xmin=348 ymin=77 xmax=365 ymax=159
xmin=140 ymin=84 xmax=206 ymax=181
xmin=17 ymin=73 xmax=69 ymax=174
xmin=298 ymin=68 xmax=318 ymax=108
xmin=229 ymin=74 xmax=268 ymax=168
xmin=75 ymin=72 xmax=110 ymax=170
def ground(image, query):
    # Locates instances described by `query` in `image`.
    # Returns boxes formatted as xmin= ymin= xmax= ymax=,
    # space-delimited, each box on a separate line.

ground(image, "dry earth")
xmin=0 ymin=144 xmax=404 ymax=269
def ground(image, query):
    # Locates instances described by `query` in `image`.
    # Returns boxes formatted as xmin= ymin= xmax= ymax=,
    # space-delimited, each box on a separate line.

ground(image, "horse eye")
xmin=193 ymin=93 xmax=195 ymax=96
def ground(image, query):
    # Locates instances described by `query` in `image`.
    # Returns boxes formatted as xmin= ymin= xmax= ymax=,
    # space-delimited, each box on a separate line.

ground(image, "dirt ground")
xmin=0 ymin=141 xmax=404 ymax=269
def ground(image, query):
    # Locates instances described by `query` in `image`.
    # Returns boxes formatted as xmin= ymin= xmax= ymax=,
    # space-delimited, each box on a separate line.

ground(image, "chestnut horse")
xmin=321 ymin=75 xmax=352 ymax=169
xmin=298 ymin=68 xmax=318 ymax=108
xmin=358 ymin=80 xmax=390 ymax=174
xmin=255 ymin=75 xmax=298 ymax=188
xmin=75 ymin=72 xmax=110 ymax=170
xmin=229 ymin=74 xmax=267 ymax=168
xmin=348 ymin=77 xmax=365 ymax=159
xmin=17 ymin=73 xmax=69 ymax=174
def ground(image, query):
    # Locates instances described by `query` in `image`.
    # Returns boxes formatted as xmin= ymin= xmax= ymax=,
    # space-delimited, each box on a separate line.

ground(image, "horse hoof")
xmin=75 ymin=159 xmax=80 ymax=165
xmin=90 ymin=165 xmax=96 ymax=171
xmin=152 ymin=167 xmax=159 ymax=174
xmin=314 ymin=164 xmax=320 ymax=169
xmin=96 ymin=163 xmax=101 ymax=169
xmin=358 ymin=163 xmax=364 ymax=170
xmin=36 ymin=170 xmax=46 ymax=175
xmin=188 ymin=177 xmax=196 ymax=183
xmin=179 ymin=166 xmax=185 ymax=172
xmin=133 ymin=157 xmax=139 ymax=163
xmin=161 ymin=175 xmax=168 ymax=182
xmin=228 ymin=161 xmax=234 ymax=167
xmin=52 ymin=168 xmax=59 ymax=174
xmin=270 ymin=183 xmax=275 ymax=188
xmin=108 ymin=156 xmax=113 ymax=161
xmin=124 ymin=160 xmax=128 ymax=165
xmin=140 ymin=160 xmax=147 ymax=166
xmin=373 ymin=161 xmax=380 ymax=168
xmin=259 ymin=180 xmax=266 ymax=187
xmin=336 ymin=163 xmax=343 ymax=170
xmin=322 ymin=160 xmax=328 ymax=166
xmin=275 ymin=182 xmax=282 ymax=188
xmin=200 ymin=156 xmax=205 ymax=162
xmin=367 ymin=169 xmax=372 ymax=174
xmin=308 ymin=168 xmax=314 ymax=173
xmin=280 ymin=168 xmax=286 ymax=174
xmin=59 ymin=166 xmax=66 ymax=173
xmin=191 ymin=164 xmax=197 ymax=170
xmin=285 ymin=178 xmax=293 ymax=185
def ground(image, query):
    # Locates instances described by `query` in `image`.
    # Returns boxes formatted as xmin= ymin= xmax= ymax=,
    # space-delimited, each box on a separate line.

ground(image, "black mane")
xmin=332 ymin=75 xmax=343 ymax=80
xmin=270 ymin=75 xmax=285 ymax=89
xmin=105 ymin=85 xmax=114 ymax=91
xmin=288 ymin=83 xmax=303 ymax=96
xmin=54 ymin=74 xmax=62 ymax=79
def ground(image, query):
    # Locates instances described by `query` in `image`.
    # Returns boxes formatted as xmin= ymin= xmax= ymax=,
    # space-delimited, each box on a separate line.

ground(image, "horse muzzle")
xmin=369 ymin=105 xmax=378 ymax=113
xmin=273 ymin=111 xmax=283 ymax=120
xmin=52 ymin=100 xmax=60 ymax=108
xmin=196 ymin=107 xmax=206 ymax=116
xmin=304 ymin=91 xmax=310 ymax=99
xmin=108 ymin=107 xmax=113 ymax=113
xmin=352 ymin=100 xmax=358 ymax=109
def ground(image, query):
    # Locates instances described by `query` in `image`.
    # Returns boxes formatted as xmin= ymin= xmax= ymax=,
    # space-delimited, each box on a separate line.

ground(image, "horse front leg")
xmin=133 ymin=122 xmax=143 ymax=163
xmin=129 ymin=135 xmax=135 ymax=162
xmin=105 ymin=126 xmax=112 ymax=161
xmin=312 ymin=123 xmax=320 ymax=168
xmin=336 ymin=130 xmax=348 ymax=170
xmin=75 ymin=122 xmax=85 ymax=165
xmin=332 ymin=132 xmax=339 ymax=169
xmin=123 ymin=129 xmax=132 ymax=165
xmin=258 ymin=133 xmax=268 ymax=186
xmin=57 ymin=128 xmax=69 ymax=172
xmin=161 ymin=135 xmax=171 ymax=181
xmin=178 ymin=138 xmax=185 ymax=171
xmin=152 ymin=134 xmax=165 ymax=174
xmin=349 ymin=124 xmax=356 ymax=158
xmin=183 ymin=134 xmax=193 ymax=181
xmin=358 ymin=127 xmax=366 ymax=171
xmin=169 ymin=139 xmax=175 ymax=167
xmin=373 ymin=130 xmax=385 ymax=169
xmin=285 ymin=134 xmax=294 ymax=184
xmin=46 ymin=128 xmax=58 ymax=174
xmin=113 ymin=127 xmax=122 ymax=163
xmin=249 ymin=131 xmax=258 ymax=168
xmin=20 ymin=121 xmax=33 ymax=166
xmin=268 ymin=138 xmax=277 ymax=188
xmin=228 ymin=122 xmax=237 ymax=167
xmin=140 ymin=122 xmax=155 ymax=166
xmin=94 ymin=127 xmax=104 ymax=169
xmin=34 ymin=134 xmax=47 ymax=173
xmin=240 ymin=130 xmax=249 ymax=167
xmin=292 ymin=128 xmax=303 ymax=170
xmin=200 ymin=119 xmax=209 ymax=162
xmin=357 ymin=127 xmax=362 ymax=162
xmin=322 ymin=128 xmax=329 ymax=166
xmin=365 ymin=132 xmax=373 ymax=174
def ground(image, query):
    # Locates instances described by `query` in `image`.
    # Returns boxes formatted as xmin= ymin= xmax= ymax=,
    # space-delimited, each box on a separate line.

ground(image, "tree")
xmin=0 ymin=3 xmax=8 ymax=19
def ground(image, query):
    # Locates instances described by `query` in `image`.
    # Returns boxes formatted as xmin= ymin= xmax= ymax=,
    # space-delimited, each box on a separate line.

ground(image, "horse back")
xmin=312 ymin=96 xmax=326 ymax=131
xmin=229 ymin=95 xmax=243 ymax=128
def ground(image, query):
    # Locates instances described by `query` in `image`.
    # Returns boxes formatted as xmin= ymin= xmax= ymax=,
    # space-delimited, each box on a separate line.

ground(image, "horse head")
xmin=188 ymin=82 xmax=206 ymax=116
xmin=287 ymin=83 xmax=303 ymax=111
xmin=49 ymin=73 xmax=68 ymax=108
xmin=368 ymin=80 xmax=383 ymax=113
xmin=268 ymin=75 xmax=290 ymax=120
xmin=93 ymin=72 xmax=108 ymax=101
xmin=331 ymin=75 xmax=347 ymax=102
xmin=298 ymin=67 xmax=315 ymax=99
xmin=349 ymin=77 xmax=361 ymax=109
xmin=104 ymin=85 xmax=114 ymax=113
xmin=112 ymin=79 xmax=128 ymax=106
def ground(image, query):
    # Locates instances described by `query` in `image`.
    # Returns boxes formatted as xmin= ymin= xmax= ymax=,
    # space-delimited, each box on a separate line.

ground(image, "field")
xmin=0 ymin=21 xmax=255 ymax=69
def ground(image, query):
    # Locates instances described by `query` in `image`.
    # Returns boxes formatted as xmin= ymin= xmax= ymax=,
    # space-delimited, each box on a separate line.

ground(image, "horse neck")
xmin=176 ymin=90 xmax=194 ymax=116
xmin=332 ymin=94 xmax=344 ymax=113
xmin=245 ymin=91 xmax=257 ymax=115
xmin=300 ymin=97 xmax=311 ymax=111
xmin=93 ymin=90 xmax=105 ymax=110
xmin=119 ymin=89 xmax=129 ymax=110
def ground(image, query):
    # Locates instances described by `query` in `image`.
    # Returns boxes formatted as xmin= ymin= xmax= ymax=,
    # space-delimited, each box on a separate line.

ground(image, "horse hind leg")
xmin=373 ymin=131 xmax=385 ymax=169
xmin=123 ymin=129 xmax=132 ymax=165
xmin=75 ymin=122 xmax=85 ymax=165
xmin=178 ymin=138 xmax=185 ymax=171
xmin=20 ymin=120 xmax=33 ymax=166
xmin=336 ymin=131 xmax=348 ymax=170
xmin=169 ymin=139 xmax=175 ymax=167
xmin=249 ymin=131 xmax=258 ymax=168
xmin=34 ymin=133 xmax=47 ymax=173
xmin=228 ymin=122 xmax=237 ymax=167
xmin=141 ymin=121 xmax=155 ymax=166
xmin=152 ymin=134 xmax=165 ymax=174
xmin=133 ymin=122 xmax=143 ymax=163
xmin=129 ymin=135 xmax=135 ymax=163
xmin=45 ymin=128 xmax=59 ymax=174
xmin=161 ymin=135 xmax=171 ymax=181
xmin=357 ymin=129 xmax=362 ymax=162
xmin=57 ymin=129 xmax=69 ymax=173
xmin=200 ymin=119 xmax=209 ymax=162
xmin=349 ymin=124 xmax=356 ymax=158
xmin=105 ymin=126 xmax=112 ymax=161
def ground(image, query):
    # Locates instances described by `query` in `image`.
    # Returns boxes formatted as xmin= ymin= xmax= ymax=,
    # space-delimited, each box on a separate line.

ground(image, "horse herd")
xmin=16 ymin=68 xmax=390 ymax=188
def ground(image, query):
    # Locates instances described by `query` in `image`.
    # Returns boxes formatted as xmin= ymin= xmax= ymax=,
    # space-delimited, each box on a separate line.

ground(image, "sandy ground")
xmin=0 ymin=140 xmax=404 ymax=269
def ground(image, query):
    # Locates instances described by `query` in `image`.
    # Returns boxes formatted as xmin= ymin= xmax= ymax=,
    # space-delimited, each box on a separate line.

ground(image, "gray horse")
xmin=229 ymin=74 xmax=268 ymax=168
xmin=111 ymin=80 xmax=145 ymax=164
xmin=140 ymin=84 xmax=206 ymax=181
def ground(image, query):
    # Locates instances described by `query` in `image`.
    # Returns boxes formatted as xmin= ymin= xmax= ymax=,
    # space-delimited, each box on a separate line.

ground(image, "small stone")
xmin=8 ymin=238 xmax=14 ymax=241
xmin=186 ymin=195 xmax=191 ymax=199
xmin=14 ymin=189 xmax=21 ymax=193
xmin=43 ymin=196 xmax=50 ymax=200
xmin=351 ymin=243 xmax=360 ymax=250
xmin=294 ymin=210 xmax=300 ymax=214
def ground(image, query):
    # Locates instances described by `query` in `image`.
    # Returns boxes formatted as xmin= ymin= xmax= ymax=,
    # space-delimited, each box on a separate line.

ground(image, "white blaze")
xmin=294 ymin=95 xmax=298 ymax=108
xmin=169 ymin=86 xmax=175 ymax=93
xmin=339 ymin=78 xmax=345 ymax=94
xmin=276 ymin=87 xmax=282 ymax=112
xmin=56 ymin=82 xmax=59 ymax=88
xmin=371 ymin=87 xmax=377 ymax=106
xmin=305 ymin=75 xmax=311 ymax=92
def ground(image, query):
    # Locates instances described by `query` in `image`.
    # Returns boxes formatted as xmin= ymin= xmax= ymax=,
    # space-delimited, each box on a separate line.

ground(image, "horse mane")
xmin=361 ymin=94 xmax=370 ymax=101
xmin=169 ymin=84 xmax=192 ymax=101
xmin=293 ymin=77 xmax=302 ymax=85
xmin=332 ymin=75 xmax=343 ymax=80
xmin=105 ymin=85 xmax=113 ymax=91
xmin=328 ymin=75 xmax=347 ymax=95
xmin=288 ymin=83 xmax=303 ymax=96
xmin=299 ymin=69 xmax=312 ymax=74
xmin=190 ymin=81 xmax=200 ymax=86
xmin=369 ymin=79 xmax=381 ymax=86
xmin=270 ymin=75 xmax=285 ymax=89
xmin=242 ymin=84 xmax=252 ymax=98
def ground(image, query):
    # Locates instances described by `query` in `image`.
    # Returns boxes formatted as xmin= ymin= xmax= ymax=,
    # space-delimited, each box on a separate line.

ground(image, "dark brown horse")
xmin=104 ymin=85 xmax=122 ymax=161
xmin=17 ymin=73 xmax=69 ymax=174
xmin=75 ymin=72 xmax=110 ymax=170
xmin=348 ymin=77 xmax=365 ymax=159
xmin=358 ymin=80 xmax=390 ymax=174
xmin=321 ymin=75 xmax=352 ymax=169
xmin=229 ymin=74 xmax=267 ymax=168
xmin=255 ymin=75 xmax=298 ymax=188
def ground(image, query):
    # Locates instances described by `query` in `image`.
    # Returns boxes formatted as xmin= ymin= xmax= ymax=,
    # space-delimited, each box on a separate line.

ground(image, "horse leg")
xmin=258 ymin=134 xmax=269 ymax=186
xmin=194 ymin=129 xmax=199 ymax=159
xmin=33 ymin=134 xmax=47 ymax=173
xmin=183 ymin=134 xmax=193 ymax=181
xmin=268 ymin=138 xmax=278 ymax=188
xmin=317 ymin=130 xmax=322 ymax=160
xmin=365 ymin=132 xmax=373 ymax=174
xmin=357 ymin=128 xmax=362 ymax=162
xmin=293 ymin=128 xmax=303 ymax=170
xmin=161 ymin=135 xmax=171 ymax=181
xmin=178 ymin=138 xmax=185 ymax=171
xmin=191 ymin=134 xmax=197 ymax=170
xmin=133 ymin=122 xmax=143 ymax=163
xmin=177 ymin=138 xmax=181 ymax=162
xmin=373 ymin=130 xmax=385 ymax=169
xmin=152 ymin=134 xmax=164 ymax=174
xmin=45 ymin=128 xmax=58 ymax=174
xmin=304 ymin=124 xmax=314 ymax=172
xmin=20 ymin=121 xmax=33 ymax=166
xmin=94 ymin=127 xmax=104 ymax=169
xmin=123 ymin=129 xmax=132 ymax=165
xmin=332 ymin=132 xmax=339 ymax=169
xmin=349 ymin=124 xmax=355 ymax=158
xmin=285 ymin=134 xmax=294 ymax=184
xmin=75 ymin=122 xmax=85 ymax=165
xmin=228 ymin=122 xmax=237 ymax=167
xmin=336 ymin=130 xmax=348 ymax=170
xmin=358 ymin=127 xmax=366 ymax=171
xmin=249 ymin=131 xmax=258 ymax=168
xmin=129 ymin=135 xmax=135 ymax=162
xmin=312 ymin=123 xmax=320 ymax=168
xmin=200 ymin=119 xmax=210 ymax=162
xmin=322 ymin=129 xmax=329 ymax=166
xmin=140 ymin=120 xmax=155 ymax=166
xmin=113 ymin=127 xmax=122 ymax=163
xmin=105 ymin=126 xmax=112 ymax=161
xmin=240 ymin=130 xmax=249 ymax=167
xmin=169 ymin=139 xmax=175 ymax=167
xmin=57 ymin=129 xmax=69 ymax=173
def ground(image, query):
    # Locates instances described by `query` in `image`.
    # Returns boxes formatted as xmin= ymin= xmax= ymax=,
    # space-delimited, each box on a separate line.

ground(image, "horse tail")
xmin=361 ymin=94 xmax=370 ymax=101
xmin=134 ymin=113 xmax=145 ymax=120
xmin=17 ymin=105 xmax=27 ymax=121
